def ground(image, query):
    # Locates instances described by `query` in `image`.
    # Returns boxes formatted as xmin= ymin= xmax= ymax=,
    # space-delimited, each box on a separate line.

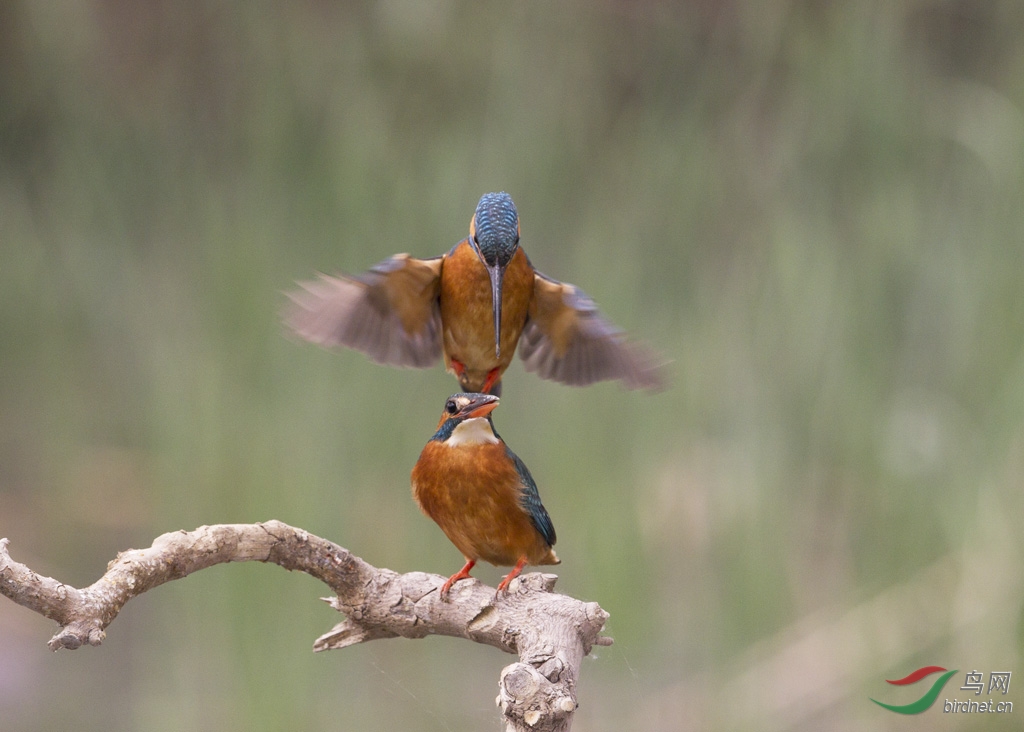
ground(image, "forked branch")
xmin=0 ymin=521 xmax=611 ymax=732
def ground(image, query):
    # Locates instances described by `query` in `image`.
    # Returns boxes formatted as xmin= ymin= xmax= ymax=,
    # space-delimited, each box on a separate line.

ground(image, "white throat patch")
xmin=446 ymin=417 xmax=500 ymax=447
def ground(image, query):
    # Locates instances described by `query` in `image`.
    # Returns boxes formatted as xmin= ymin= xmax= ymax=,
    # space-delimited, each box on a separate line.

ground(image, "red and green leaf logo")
xmin=871 ymin=666 xmax=959 ymax=714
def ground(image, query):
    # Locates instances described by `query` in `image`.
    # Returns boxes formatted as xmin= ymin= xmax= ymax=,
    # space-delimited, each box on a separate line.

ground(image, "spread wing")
xmin=284 ymin=254 xmax=444 ymax=368
xmin=519 ymin=271 xmax=666 ymax=390
xmin=507 ymin=446 xmax=556 ymax=547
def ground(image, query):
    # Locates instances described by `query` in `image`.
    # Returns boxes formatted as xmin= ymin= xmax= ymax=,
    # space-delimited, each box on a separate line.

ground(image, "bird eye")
xmin=445 ymin=399 xmax=458 ymax=414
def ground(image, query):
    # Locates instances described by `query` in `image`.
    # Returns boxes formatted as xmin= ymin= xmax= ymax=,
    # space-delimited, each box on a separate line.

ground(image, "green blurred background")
xmin=2 ymin=1 xmax=1022 ymax=730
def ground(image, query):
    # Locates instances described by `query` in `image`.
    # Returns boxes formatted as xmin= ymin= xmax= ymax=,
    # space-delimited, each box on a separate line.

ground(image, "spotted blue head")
xmin=469 ymin=192 xmax=520 ymax=358
xmin=430 ymin=392 xmax=500 ymax=444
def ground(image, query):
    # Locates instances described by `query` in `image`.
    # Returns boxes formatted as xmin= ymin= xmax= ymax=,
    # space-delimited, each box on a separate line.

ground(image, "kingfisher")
xmin=285 ymin=192 xmax=664 ymax=395
xmin=411 ymin=392 xmax=558 ymax=598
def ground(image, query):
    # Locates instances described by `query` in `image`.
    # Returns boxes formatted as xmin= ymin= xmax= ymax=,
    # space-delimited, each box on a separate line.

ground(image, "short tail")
xmin=540 ymin=548 xmax=560 ymax=566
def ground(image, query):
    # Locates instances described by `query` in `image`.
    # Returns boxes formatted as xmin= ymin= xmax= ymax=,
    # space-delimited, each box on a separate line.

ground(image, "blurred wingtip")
xmin=280 ymin=271 xmax=443 ymax=368
xmin=280 ymin=273 xmax=350 ymax=347
xmin=624 ymin=345 xmax=672 ymax=393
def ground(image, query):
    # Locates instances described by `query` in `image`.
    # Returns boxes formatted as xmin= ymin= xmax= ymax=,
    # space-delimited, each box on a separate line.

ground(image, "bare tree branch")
xmin=0 ymin=521 xmax=612 ymax=732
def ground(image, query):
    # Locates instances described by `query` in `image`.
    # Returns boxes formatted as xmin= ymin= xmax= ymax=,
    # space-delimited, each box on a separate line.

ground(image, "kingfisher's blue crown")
xmin=431 ymin=392 xmax=500 ymax=443
xmin=473 ymin=192 xmax=519 ymax=267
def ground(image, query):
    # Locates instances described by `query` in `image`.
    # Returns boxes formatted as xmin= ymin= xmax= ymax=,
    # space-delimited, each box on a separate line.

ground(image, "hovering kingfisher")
xmin=411 ymin=392 xmax=558 ymax=598
xmin=285 ymin=192 xmax=664 ymax=395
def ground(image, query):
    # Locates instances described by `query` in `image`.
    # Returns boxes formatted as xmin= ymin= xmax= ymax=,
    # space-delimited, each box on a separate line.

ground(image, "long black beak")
xmin=486 ymin=263 xmax=504 ymax=358
xmin=460 ymin=392 xmax=500 ymax=419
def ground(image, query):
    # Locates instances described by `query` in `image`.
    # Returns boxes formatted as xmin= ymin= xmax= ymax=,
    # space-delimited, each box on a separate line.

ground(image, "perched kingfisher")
xmin=285 ymin=192 xmax=664 ymax=395
xmin=411 ymin=392 xmax=558 ymax=598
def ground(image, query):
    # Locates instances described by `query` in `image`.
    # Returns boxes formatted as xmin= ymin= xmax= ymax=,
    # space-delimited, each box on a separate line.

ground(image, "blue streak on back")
xmin=506 ymin=445 xmax=556 ymax=547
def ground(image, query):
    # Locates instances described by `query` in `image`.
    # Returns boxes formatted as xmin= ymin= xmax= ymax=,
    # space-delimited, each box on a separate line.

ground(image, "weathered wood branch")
xmin=0 ymin=521 xmax=611 ymax=732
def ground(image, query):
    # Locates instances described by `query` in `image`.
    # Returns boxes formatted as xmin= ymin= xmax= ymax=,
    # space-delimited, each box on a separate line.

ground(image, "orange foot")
xmin=440 ymin=558 xmax=476 ymax=600
xmin=496 ymin=556 xmax=529 ymax=594
xmin=481 ymin=367 xmax=501 ymax=395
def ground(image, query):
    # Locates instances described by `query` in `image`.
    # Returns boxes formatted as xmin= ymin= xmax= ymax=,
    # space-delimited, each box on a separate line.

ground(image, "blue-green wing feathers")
xmin=506 ymin=446 xmax=556 ymax=547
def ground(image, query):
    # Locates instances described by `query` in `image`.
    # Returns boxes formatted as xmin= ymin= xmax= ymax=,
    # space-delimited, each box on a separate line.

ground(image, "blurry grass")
xmin=2 ymin=1 xmax=1024 ymax=730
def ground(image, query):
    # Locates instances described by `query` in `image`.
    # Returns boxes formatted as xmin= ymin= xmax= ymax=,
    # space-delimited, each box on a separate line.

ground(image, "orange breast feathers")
xmin=411 ymin=439 xmax=557 ymax=568
xmin=438 ymin=242 xmax=534 ymax=389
